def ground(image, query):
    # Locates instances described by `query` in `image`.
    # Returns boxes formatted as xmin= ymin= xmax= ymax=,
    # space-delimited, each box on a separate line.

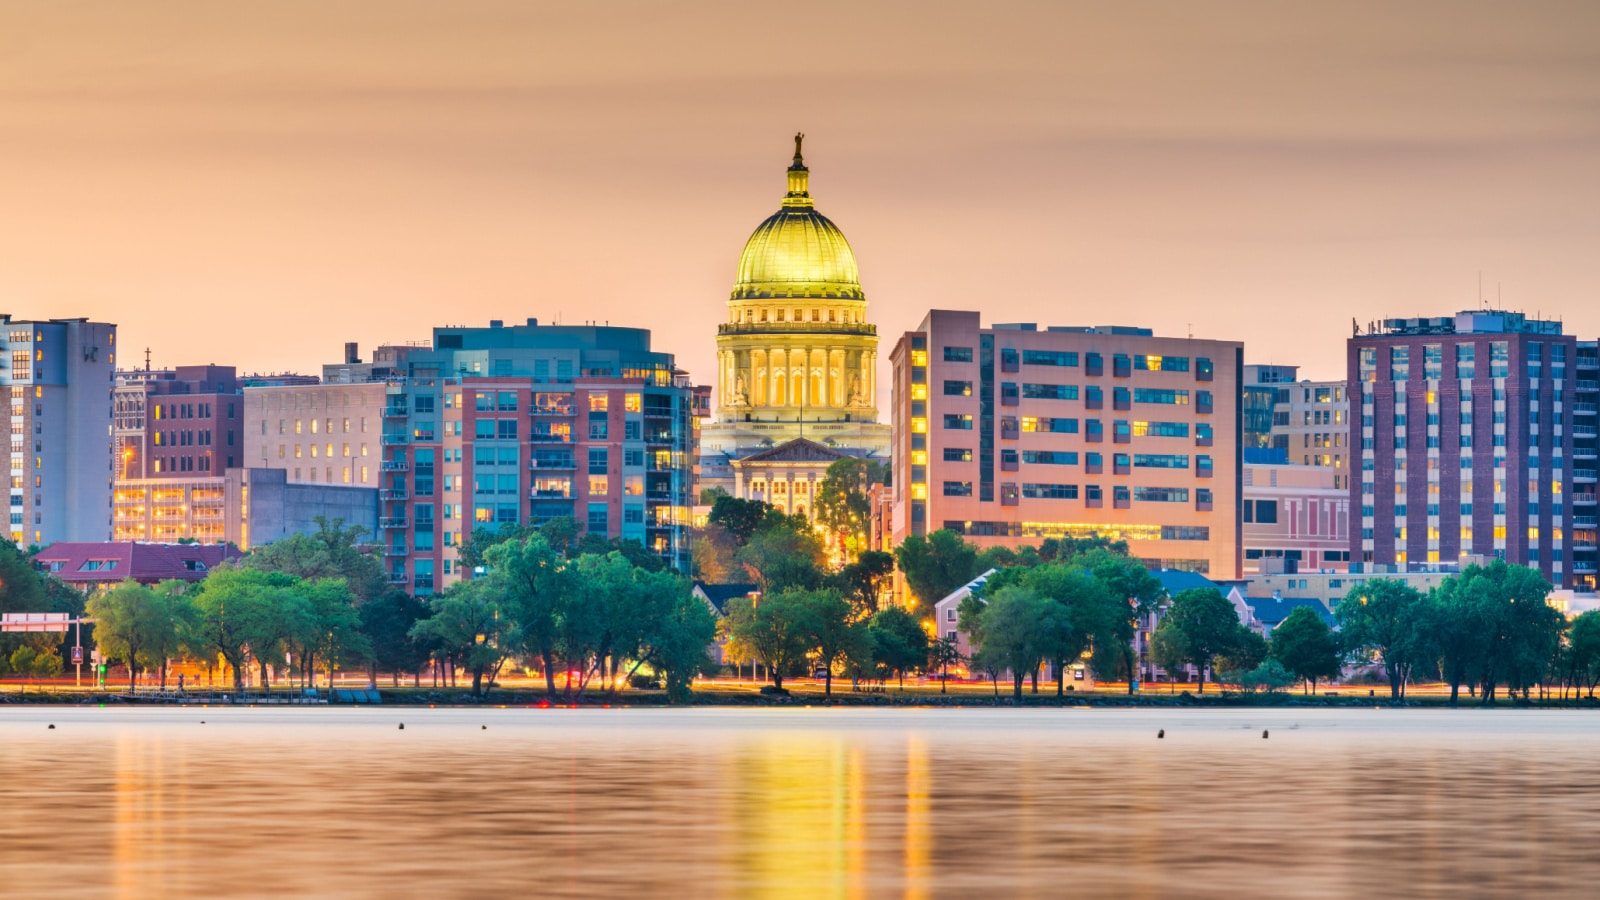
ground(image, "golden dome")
xmin=731 ymin=135 xmax=864 ymax=302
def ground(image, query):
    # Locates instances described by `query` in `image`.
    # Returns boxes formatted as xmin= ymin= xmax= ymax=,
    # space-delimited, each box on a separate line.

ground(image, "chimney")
xmin=344 ymin=342 xmax=360 ymax=364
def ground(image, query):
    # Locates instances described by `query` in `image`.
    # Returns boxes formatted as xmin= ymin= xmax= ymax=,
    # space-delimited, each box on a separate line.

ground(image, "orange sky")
xmin=1 ymin=1 xmax=1597 ymax=390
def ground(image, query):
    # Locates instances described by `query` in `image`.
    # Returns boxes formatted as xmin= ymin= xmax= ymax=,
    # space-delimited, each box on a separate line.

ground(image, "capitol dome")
xmin=730 ymin=137 xmax=864 ymax=302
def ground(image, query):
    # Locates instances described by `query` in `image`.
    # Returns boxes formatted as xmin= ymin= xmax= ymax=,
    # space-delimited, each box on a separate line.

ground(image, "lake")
xmin=2 ymin=706 xmax=1597 ymax=897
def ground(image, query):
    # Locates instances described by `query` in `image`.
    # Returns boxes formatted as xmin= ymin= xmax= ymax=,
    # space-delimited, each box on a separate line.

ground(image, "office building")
xmin=889 ymin=309 xmax=1242 ymax=579
xmin=1349 ymin=310 xmax=1592 ymax=588
xmin=1241 ymin=364 xmax=1350 ymax=485
xmin=1 ymin=316 xmax=117 ymax=545
xmin=111 ymin=467 xmax=376 ymax=550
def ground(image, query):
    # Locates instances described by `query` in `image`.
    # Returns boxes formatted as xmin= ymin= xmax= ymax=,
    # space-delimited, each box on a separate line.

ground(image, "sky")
xmin=1 ymin=1 xmax=1597 ymax=392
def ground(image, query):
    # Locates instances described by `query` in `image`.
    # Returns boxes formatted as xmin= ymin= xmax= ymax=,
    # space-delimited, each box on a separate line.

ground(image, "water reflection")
xmin=2 ymin=708 xmax=1599 ymax=897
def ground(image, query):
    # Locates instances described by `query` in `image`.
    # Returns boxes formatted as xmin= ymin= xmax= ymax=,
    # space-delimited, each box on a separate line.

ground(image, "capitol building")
xmin=697 ymin=136 xmax=892 ymax=517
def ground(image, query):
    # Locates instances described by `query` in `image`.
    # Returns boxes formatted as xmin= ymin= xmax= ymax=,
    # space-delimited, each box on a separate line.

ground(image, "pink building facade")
xmin=890 ymin=310 xmax=1243 ymax=584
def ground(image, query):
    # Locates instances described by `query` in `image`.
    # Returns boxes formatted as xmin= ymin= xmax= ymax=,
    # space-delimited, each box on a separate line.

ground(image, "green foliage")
xmin=243 ymin=517 xmax=386 ymax=606
xmin=706 ymin=495 xmax=775 ymax=545
xmin=793 ymin=588 xmax=871 ymax=696
xmin=187 ymin=566 xmax=304 ymax=691
xmin=968 ymin=587 xmax=1071 ymax=699
xmin=86 ymin=579 xmax=190 ymax=691
xmin=814 ymin=457 xmax=884 ymax=557
xmin=1268 ymin=607 xmax=1342 ymax=693
xmin=736 ymin=525 xmax=826 ymax=594
xmin=1335 ymin=578 xmax=1431 ymax=699
xmin=1155 ymin=587 xmax=1252 ymax=693
xmin=831 ymin=550 xmax=894 ymax=614
xmin=698 ymin=486 xmax=730 ymax=505
xmin=1227 ymin=658 xmax=1295 ymax=693
xmin=868 ymin=606 xmax=929 ymax=685
xmin=725 ymin=589 xmax=816 ymax=691
xmin=1563 ymin=611 xmax=1600 ymax=698
xmin=360 ymin=592 xmax=430 ymax=685
xmin=408 ymin=580 xmax=517 ymax=698
xmin=1431 ymin=560 xmax=1564 ymax=704
xmin=895 ymin=530 xmax=979 ymax=616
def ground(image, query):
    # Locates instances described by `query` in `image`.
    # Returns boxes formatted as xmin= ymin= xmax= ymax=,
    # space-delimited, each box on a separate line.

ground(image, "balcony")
xmin=379 ymin=516 xmax=408 ymax=529
xmin=530 ymin=405 xmax=575 ymax=416
xmin=530 ymin=488 xmax=573 ymax=499
xmin=384 ymin=545 xmax=407 ymax=557
xmin=1575 ymin=493 xmax=1599 ymax=506
xmin=381 ymin=460 xmax=409 ymax=472
xmin=379 ymin=489 xmax=408 ymax=501
xmin=530 ymin=459 xmax=576 ymax=470
xmin=1576 ymin=469 xmax=1598 ymax=483
xmin=1574 ymin=561 xmax=1598 ymax=574
xmin=382 ymin=406 xmax=409 ymax=419
xmin=1574 ymin=403 xmax=1598 ymax=416
xmin=387 ymin=571 xmax=408 ymax=584
xmin=381 ymin=433 xmax=409 ymax=445
xmin=1574 ymin=516 xmax=1599 ymax=528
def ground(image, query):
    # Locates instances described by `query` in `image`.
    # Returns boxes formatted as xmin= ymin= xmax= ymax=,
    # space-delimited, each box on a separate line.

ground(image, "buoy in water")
xmin=398 ymin=723 xmax=405 ymax=730
xmin=1157 ymin=729 xmax=1165 ymax=739
xmin=47 ymin=724 xmax=55 ymax=730
xmin=481 ymin=725 xmax=487 ymax=730
xmin=1262 ymin=730 xmax=1269 ymax=739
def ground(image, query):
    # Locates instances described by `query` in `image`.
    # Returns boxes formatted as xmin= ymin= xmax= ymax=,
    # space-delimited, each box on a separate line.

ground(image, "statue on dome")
xmin=793 ymin=132 xmax=804 ymax=160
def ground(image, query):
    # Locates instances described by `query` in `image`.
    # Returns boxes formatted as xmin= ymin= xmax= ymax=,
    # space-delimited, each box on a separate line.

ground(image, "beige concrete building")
xmin=1243 ymin=462 xmax=1351 ymax=574
xmin=890 ymin=310 xmax=1243 ymax=579
xmin=243 ymin=382 xmax=388 ymax=488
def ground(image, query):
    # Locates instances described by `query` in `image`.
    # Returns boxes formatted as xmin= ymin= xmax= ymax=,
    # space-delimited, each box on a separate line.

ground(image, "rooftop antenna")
xmin=1187 ymin=322 xmax=1193 ymax=339
xmin=1478 ymin=271 xmax=1483 ymax=309
xmin=144 ymin=347 xmax=152 ymax=372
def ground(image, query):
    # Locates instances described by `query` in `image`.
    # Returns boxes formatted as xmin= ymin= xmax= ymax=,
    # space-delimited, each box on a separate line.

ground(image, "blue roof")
xmin=1150 ymin=569 xmax=1222 ymax=598
xmin=1247 ymin=595 xmax=1335 ymax=627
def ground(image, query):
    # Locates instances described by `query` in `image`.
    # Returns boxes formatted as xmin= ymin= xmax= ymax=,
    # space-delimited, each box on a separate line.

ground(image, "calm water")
xmin=2 ymin=706 xmax=1598 ymax=898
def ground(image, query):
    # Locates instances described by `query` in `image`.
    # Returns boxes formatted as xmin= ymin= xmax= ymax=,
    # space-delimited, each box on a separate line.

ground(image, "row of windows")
xmin=942 ymin=481 xmax=1198 ymax=505
xmin=943 ymin=347 xmax=1213 ymax=378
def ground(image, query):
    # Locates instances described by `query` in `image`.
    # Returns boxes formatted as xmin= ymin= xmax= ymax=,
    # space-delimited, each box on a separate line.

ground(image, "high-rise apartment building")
xmin=1 ymin=316 xmax=117 ymax=545
xmin=374 ymin=319 xmax=697 ymax=594
xmin=113 ymin=365 xmax=244 ymax=480
xmin=1348 ymin=310 xmax=1593 ymax=588
xmin=889 ymin=310 xmax=1242 ymax=579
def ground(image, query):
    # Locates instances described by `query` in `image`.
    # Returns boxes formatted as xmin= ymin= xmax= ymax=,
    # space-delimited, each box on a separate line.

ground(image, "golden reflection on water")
xmin=3 ymin=708 xmax=1600 ymax=898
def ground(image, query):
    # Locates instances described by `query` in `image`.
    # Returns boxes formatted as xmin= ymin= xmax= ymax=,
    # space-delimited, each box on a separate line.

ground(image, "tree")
xmin=1077 ymin=551 xmax=1163 ymax=693
xmin=895 ymin=530 xmax=979 ymax=616
xmin=1433 ymin=561 xmax=1563 ymax=705
xmin=244 ymin=517 xmax=386 ymax=606
xmin=1335 ymin=579 xmax=1430 ymax=699
xmin=7 ymin=644 xmax=62 ymax=691
xmin=1563 ymin=611 xmax=1600 ymax=699
xmin=1012 ymin=563 xmax=1110 ymax=695
xmin=408 ymin=580 xmax=516 ymax=698
xmin=690 ymin=524 xmax=741 ymax=584
xmin=287 ymin=578 xmax=369 ymax=690
xmin=1269 ymin=607 xmax=1343 ymax=694
xmin=869 ymin=606 xmax=929 ymax=687
xmin=794 ymin=588 xmax=870 ymax=697
xmin=1150 ymin=624 xmax=1190 ymax=690
xmin=928 ymin=637 xmax=964 ymax=693
xmin=1229 ymin=659 xmax=1295 ymax=693
xmin=814 ymin=457 xmax=885 ymax=558
xmin=725 ymin=590 xmax=814 ymax=692
xmin=736 ymin=526 xmax=826 ymax=594
xmin=707 ymin=495 xmax=775 ymax=545
xmin=1155 ymin=588 xmax=1248 ymax=694
xmin=87 ymin=580 xmax=164 ymax=691
xmin=956 ymin=592 xmax=1002 ymax=695
xmin=832 ymin=550 xmax=895 ymax=614
xmin=1212 ymin=628 xmax=1268 ymax=686
xmin=0 ymin=538 xmax=46 ymax=615
xmin=188 ymin=566 xmax=301 ymax=692
xmin=483 ymin=534 xmax=566 ymax=697
xmin=360 ymin=591 xmax=429 ymax=686
xmin=972 ymin=587 xmax=1067 ymax=700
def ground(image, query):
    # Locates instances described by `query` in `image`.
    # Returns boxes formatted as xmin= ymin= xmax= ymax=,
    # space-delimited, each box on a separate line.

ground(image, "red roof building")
xmin=33 ymin=542 xmax=242 ymax=590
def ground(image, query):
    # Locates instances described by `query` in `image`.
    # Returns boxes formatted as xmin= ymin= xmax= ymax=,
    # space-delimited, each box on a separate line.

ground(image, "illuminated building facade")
xmin=890 ymin=310 xmax=1242 ymax=578
xmin=375 ymin=319 xmax=697 ymax=594
xmin=113 ymin=365 xmax=244 ymax=481
xmin=1242 ymin=364 xmax=1350 ymax=484
xmin=111 ymin=468 xmax=376 ymax=549
xmin=1 ymin=315 xmax=117 ymax=545
xmin=698 ymin=136 xmax=890 ymax=503
xmin=1349 ymin=310 xmax=1595 ymax=589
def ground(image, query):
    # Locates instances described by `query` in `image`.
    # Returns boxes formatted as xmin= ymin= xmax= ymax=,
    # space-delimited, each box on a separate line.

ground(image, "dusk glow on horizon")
xmin=2 ymin=2 xmax=1597 ymax=388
